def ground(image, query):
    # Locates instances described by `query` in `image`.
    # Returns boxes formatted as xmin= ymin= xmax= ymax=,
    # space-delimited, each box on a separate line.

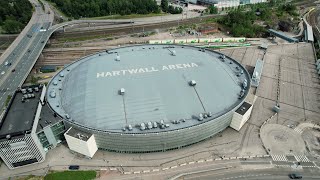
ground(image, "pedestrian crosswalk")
xmin=271 ymin=154 xmax=310 ymax=162
xmin=271 ymin=155 xmax=288 ymax=161
xmin=294 ymin=127 xmax=303 ymax=134
xmin=294 ymin=155 xmax=310 ymax=162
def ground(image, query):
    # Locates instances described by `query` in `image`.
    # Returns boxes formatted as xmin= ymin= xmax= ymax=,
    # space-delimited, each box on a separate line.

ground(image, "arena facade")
xmin=46 ymin=44 xmax=251 ymax=153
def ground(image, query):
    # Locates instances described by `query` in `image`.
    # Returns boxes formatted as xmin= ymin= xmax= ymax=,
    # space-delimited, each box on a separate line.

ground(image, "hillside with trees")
xmin=0 ymin=0 xmax=33 ymax=34
xmin=218 ymin=0 xmax=299 ymax=37
xmin=48 ymin=0 xmax=160 ymax=19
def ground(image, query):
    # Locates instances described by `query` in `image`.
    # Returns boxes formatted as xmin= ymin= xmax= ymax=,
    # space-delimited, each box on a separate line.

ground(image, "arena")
xmin=46 ymin=44 xmax=251 ymax=153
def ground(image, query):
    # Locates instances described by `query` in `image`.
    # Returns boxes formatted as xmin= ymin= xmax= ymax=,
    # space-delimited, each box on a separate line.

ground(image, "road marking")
xmin=162 ymin=167 xmax=169 ymax=171
xmin=271 ymin=155 xmax=288 ymax=162
xmin=133 ymin=171 xmax=141 ymax=174
xmin=197 ymin=160 xmax=204 ymax=163
xmin=143 ymin=170 xmax=150 ymax=173
xmin=215 ymin=158 xmax=222 ymax=160
xmin=294 ymin=155 xmax=310 ymax=162
xmin=170 ymin=166 xmax=177 ymax=169
xmin=188 ymin=161 xmax=195 ymax=164
xmin=180 ymin=163 xmax=187 ymax=166
xmin=152 ymin=169 xmax=159 ymax=172
xmin=206 ymin=158 xmax=213 ymax=162
xmin=124 ymin=172 xmax=131 ymax=175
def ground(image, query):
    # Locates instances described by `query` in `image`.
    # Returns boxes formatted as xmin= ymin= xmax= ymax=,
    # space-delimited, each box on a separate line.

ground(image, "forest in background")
xmin=48 ymin=0 xmax=161 ymax=19
xmin=0 ymin=0 xmax=33 ymax=34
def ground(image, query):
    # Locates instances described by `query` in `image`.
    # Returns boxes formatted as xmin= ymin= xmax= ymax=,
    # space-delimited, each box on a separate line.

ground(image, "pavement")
xmin=260 ymin=124 xmax=306 ymax=155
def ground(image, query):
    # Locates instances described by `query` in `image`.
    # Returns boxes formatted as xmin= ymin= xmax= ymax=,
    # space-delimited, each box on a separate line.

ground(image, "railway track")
xmin=51 ymin=15 xmax=220 ymax=40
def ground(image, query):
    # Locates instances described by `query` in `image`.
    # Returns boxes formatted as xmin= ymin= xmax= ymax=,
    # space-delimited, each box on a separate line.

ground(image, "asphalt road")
xmin=0 ymin=0 xmax=54 ymax=112
xmin=184 ymin=168 xmax=320 ymax=180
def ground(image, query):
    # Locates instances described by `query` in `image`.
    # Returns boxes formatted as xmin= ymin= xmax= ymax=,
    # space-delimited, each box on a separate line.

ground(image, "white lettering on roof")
xmin=96 ymin=63 xmax=199 ymax=78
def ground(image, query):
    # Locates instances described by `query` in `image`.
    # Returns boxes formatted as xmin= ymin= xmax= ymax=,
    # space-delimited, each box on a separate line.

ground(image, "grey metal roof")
xmin=46 ymin=45 xmax=251 ymax=133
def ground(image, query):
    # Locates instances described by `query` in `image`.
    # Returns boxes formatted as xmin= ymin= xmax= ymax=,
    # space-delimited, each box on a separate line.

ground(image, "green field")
xmin=44 ymin=171 xmax=96 ymax=180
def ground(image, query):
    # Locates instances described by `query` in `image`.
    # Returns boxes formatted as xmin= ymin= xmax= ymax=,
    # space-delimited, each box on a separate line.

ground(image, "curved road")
xmin=0 ymin=0 xmax=54 ymax=114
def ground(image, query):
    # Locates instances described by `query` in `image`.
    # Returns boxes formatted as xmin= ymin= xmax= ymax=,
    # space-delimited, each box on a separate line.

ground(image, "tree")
xmin=161 ymin=0 xmax=168 ymax=12
xmin=209 ymin=5 xmax=218 ymax=14
xmin=3 ymin=19 xmax=23 ymax=34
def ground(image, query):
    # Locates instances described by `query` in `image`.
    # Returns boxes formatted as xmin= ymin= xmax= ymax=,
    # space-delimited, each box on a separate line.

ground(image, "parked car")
xmin=68 ymin=165 xmax=79 ymax=170
xmin=289 ymin=173 xmax=302 ymax=179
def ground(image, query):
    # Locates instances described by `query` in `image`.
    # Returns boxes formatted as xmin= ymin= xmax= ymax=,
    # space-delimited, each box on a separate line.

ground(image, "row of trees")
xmin=0 ymin=0 xmax=32 ymax=34
xmin=48 ymin=0 xmax=161 ymax=18
xmin=218 ymin=10 xmax=266 ymax=38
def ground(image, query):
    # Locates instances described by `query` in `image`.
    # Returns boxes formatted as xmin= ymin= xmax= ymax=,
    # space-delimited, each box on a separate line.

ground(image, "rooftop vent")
xmin=128 ymin=124 xmax=133 ymax=131
xmin=189 ymin=80 xmax=197 ymax=86
xmin=6 ymin=134 xmax=11 ymax=139
xmin=53 ymin=80 xmax=58 ymax=85
xmin=140 ymin=123 xmax=146 ymax=130
xmin=147 ymin=122 xmax=153 ymax=129
xmin=242 ymin=79 xmax=248 ymax=89
xmin=198 ymin=113 xmax=204 ymax=121
xmin=65 ymin=114 xmax=70 ymax=119
xmin=59 ymin=72 xmax=64 ymax=77
xmin=21 ymin=89 xmax=27 ymax=94
xmin=67 ymin=69 xmax=70 ymax=71
xmin=171 ymin=50 xmax=176 ymax=56
xmin=153 ymin=122 xmax=158 ymax=128
xmin=165 ymin=124 xmax=170 ymax=128
xmin=34 ymin=87 xmax=39 ymax=92
xmin=239 ymin=89 xmax=245 ymax=99
xmin=240 ymin=106 xmax=246 ymax=111
xmin=115 ymin=54 xmax=120 ymax=61
xmin=220 ymin=54 xmax=226 ymax=60
xmin=207 ymin=112 xmax=212 ymax=117
xmin=49 ymin=91 xmax=56 ymax=98
xmin=119 ymin=88 xmax=125 ymax=95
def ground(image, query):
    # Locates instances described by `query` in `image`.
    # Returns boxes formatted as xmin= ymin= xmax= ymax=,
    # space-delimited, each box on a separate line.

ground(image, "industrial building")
xmin=0 ymin=85 xmax=65 ymax=169
xmin=46 ymin=44 xmax=252 ymax=154
xmin=197 ymin=0 xmax=267 ymax=7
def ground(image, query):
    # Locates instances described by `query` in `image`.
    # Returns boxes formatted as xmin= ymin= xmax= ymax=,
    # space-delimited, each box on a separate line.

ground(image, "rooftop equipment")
xmin=119 ymin=88 xmax=125 ymax=95
xmin=189 ymin=80 xmax=197 ymax=86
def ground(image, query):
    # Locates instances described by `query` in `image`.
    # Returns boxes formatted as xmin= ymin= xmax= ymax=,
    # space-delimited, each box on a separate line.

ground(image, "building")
xmin=0 ymin=85 xmax=65 ymax=169
xmin=46 ymin=44 xmax=252 ymax=154
xmin=198 ymin=0 xmax=267 ymax=8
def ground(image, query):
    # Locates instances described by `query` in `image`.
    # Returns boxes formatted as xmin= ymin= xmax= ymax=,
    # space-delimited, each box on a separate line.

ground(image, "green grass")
xmin=5 ymin=95 xmax=12 ymax=107
xmin=44 ymin=171 xmax=96 ymax=180
xmin=83 ymin=13 xmax=167 ymax=20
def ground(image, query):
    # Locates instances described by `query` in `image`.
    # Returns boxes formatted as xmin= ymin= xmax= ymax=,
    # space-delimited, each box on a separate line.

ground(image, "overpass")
xmin=268 ymin=29 xmax=299 ymax=43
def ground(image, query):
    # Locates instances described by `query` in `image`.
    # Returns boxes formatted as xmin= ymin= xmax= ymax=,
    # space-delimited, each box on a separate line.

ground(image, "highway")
xmin=0 ymin=0 xmax=54 ymax=113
